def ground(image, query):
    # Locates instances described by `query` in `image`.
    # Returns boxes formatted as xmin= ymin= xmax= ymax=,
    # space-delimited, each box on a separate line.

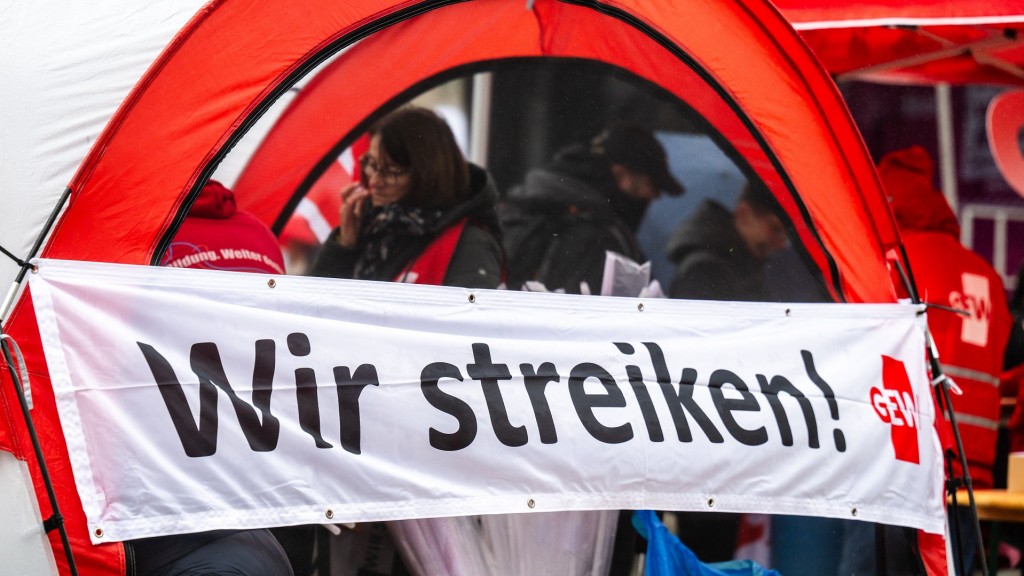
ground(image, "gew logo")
xmin=869 ymin=356 xmax=919 ymax=464
xmin=949 ymin=272 xmax=991 ymax=347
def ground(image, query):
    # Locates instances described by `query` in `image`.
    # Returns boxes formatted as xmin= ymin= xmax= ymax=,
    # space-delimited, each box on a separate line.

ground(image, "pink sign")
xmin=987 ymin=89 xmax=1024 ymax=200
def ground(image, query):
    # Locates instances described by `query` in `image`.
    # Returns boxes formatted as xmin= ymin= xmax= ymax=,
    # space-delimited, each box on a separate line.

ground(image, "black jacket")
xmin=667 ymin=199 xmax=770 ymax=302
xmin=309 ymin=164 xmax=503 ymax=289
xmin=499 ymin=144 xmax=647 ymax=294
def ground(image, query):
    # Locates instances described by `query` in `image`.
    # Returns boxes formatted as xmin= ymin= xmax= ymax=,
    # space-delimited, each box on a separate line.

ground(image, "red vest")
xmin=393 ymin=217 xmax=468 ymax=285
xmin=900 ymin=231 xmax=1012 ymax=489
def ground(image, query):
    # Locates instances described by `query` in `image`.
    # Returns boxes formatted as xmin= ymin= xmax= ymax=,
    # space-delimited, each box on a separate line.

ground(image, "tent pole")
xmin=930 ymin=88 xmax=991 ymax=574
xmin=893 ymin=251 xmax=987 ymax=576
xmin=936 ymin=83 xmax=959 ymax=214
xmin=835 ymin=34 xmax=1015 ymax=85
xmin=0 ymin=187 xmax=72 ymax=324
xmin=0 ymin=282 xmax=23 ymax=325
xmin=2 ymin=339 xmax=79 ymax=574
xmin=469 ymin=72 xmax=493 ymax=168
xmin=0 ymin=187 xmax=78 ymax=571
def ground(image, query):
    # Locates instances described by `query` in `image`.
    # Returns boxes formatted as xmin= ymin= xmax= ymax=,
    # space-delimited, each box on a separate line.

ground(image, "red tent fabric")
xmin=276 ymin=135 xmax=370 ymax=254
xmin=42 ymin=0 xmax=900 ymax=303
xmin=0 ymin=1 xmax=907 ymax=573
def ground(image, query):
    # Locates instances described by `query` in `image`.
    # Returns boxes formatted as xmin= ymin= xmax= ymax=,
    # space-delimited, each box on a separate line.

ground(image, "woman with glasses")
xmin=309 ymin=106 xmax=503 ymax=287
xmin=304 ymin=105 xmax=503 ymax=576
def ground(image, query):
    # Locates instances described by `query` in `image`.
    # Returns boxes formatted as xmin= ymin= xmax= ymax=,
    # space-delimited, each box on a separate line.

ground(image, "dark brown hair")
xmin=370 ymin=106 xmax=470 ymax=209
xmin=738 ymin=182 xmax=777 ymax=215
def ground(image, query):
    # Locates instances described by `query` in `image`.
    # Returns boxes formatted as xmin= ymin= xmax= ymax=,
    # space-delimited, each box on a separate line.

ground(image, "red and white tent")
xmin=0 ymin=1 xmax=944 ymax=574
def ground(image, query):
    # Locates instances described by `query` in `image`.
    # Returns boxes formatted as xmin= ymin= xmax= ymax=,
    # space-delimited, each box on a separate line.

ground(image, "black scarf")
xmin=355 ymin=202 xmax=444 ymax=280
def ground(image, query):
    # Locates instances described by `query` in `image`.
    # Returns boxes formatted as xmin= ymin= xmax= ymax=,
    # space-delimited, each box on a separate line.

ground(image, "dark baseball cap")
xmin=591 ymin=124 xmax=685 ymax=196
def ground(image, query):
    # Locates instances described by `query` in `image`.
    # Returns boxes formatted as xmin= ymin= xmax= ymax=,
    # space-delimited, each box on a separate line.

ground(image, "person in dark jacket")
xmin=667 ymin=184 xmax=787 ymax=301
xmin=307 ymin=106 xmax=502 ymax=575
xmin=309 ymin=106 xmax=502 ymax=289
xmin=664 ymin=184 xmax=787 ymax=564
xmin=499 ymin=124 xmax=684 ymax=294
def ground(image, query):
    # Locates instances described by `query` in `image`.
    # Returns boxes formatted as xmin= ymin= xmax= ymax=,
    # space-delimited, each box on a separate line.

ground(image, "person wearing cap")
xmin=129 ymin=180 xmax=295 ymax=576
xmin=160 ymin=179 xmax=286 ymax=274
xmin=498 ymin=123 xmax=684 ymax=294
xmin=667 ymin=183 xmax=788 ymax=302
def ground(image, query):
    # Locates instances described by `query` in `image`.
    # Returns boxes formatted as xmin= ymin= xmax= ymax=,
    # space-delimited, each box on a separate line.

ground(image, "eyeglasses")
xmin=359 ymin=155 xmax=407 ymax=186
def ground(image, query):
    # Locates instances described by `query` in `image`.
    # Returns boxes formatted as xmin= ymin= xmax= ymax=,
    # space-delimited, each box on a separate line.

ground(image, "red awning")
xmin=776 ymin=0 xmax=1024 ymax=85
xmin=777 ymin=0 xmax=1024 ymax=26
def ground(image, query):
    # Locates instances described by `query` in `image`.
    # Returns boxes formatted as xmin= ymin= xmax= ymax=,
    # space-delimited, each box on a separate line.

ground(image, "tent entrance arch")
xmin=29 ymin=0 xmax=898 ymax=305
xmin=231 ymin=55 xmax=837 ymax=301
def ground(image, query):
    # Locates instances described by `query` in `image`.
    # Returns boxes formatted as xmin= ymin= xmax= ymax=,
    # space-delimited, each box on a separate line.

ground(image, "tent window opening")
xmin=218 ymin=58 xmax=831 ymax=303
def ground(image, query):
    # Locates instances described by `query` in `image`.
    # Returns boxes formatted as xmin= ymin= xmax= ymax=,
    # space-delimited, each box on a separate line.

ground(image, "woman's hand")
xmin=337 ymin=183 xmax=369 ymax=248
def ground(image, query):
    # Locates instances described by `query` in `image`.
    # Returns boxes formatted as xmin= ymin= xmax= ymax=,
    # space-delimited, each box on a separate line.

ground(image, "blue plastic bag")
xmin=632 ymin=510 xmax=782 ymax=576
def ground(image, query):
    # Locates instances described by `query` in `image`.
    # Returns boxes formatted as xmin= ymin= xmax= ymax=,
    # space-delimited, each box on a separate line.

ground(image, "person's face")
xmin=362 ymin=134 xmax=411 ymax=207
xmin=736 ymin=201 xmax=788 ymax=259
xmin=611 ymin=165 xmax=660 ymax=202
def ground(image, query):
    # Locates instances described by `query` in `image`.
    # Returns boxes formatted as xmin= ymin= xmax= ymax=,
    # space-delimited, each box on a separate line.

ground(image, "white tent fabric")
xmin=0 ymin=3 xmax=204 ymax=569
xmin=0 ymin=1 xmax=205 ymax=301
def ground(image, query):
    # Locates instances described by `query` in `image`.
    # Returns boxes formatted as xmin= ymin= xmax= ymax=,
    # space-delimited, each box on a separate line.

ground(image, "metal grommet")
xmin=637 ymin=302 xmax=644 ymax=312
xmin=468 ymin=293 xmax=476 ymax=303
xmin=527 ymin=498 xmax=536 ymax=509
xmin=851 ymin=508 xmax=858 ymax=517
xmin=267 ymin=278 xmax=277 ymax=288
xmin=94 ymin=527 xmax=104 ymax=538
xmin=707 ymin=498 xmax=715 ymax=508
xmin=325 ymin=508 xmax=334 ymax=520
xmin=31 ymin=265 xmax=39 ymax=274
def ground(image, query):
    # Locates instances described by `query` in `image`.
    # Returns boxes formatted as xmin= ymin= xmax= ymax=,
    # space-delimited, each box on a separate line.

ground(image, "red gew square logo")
xmin=869 ymin=356 xmax=920 ymax=464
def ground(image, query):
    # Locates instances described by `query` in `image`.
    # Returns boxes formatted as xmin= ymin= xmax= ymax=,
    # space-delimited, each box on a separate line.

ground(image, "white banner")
xmin=28 ymin=258 xmax=944 ymax=543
